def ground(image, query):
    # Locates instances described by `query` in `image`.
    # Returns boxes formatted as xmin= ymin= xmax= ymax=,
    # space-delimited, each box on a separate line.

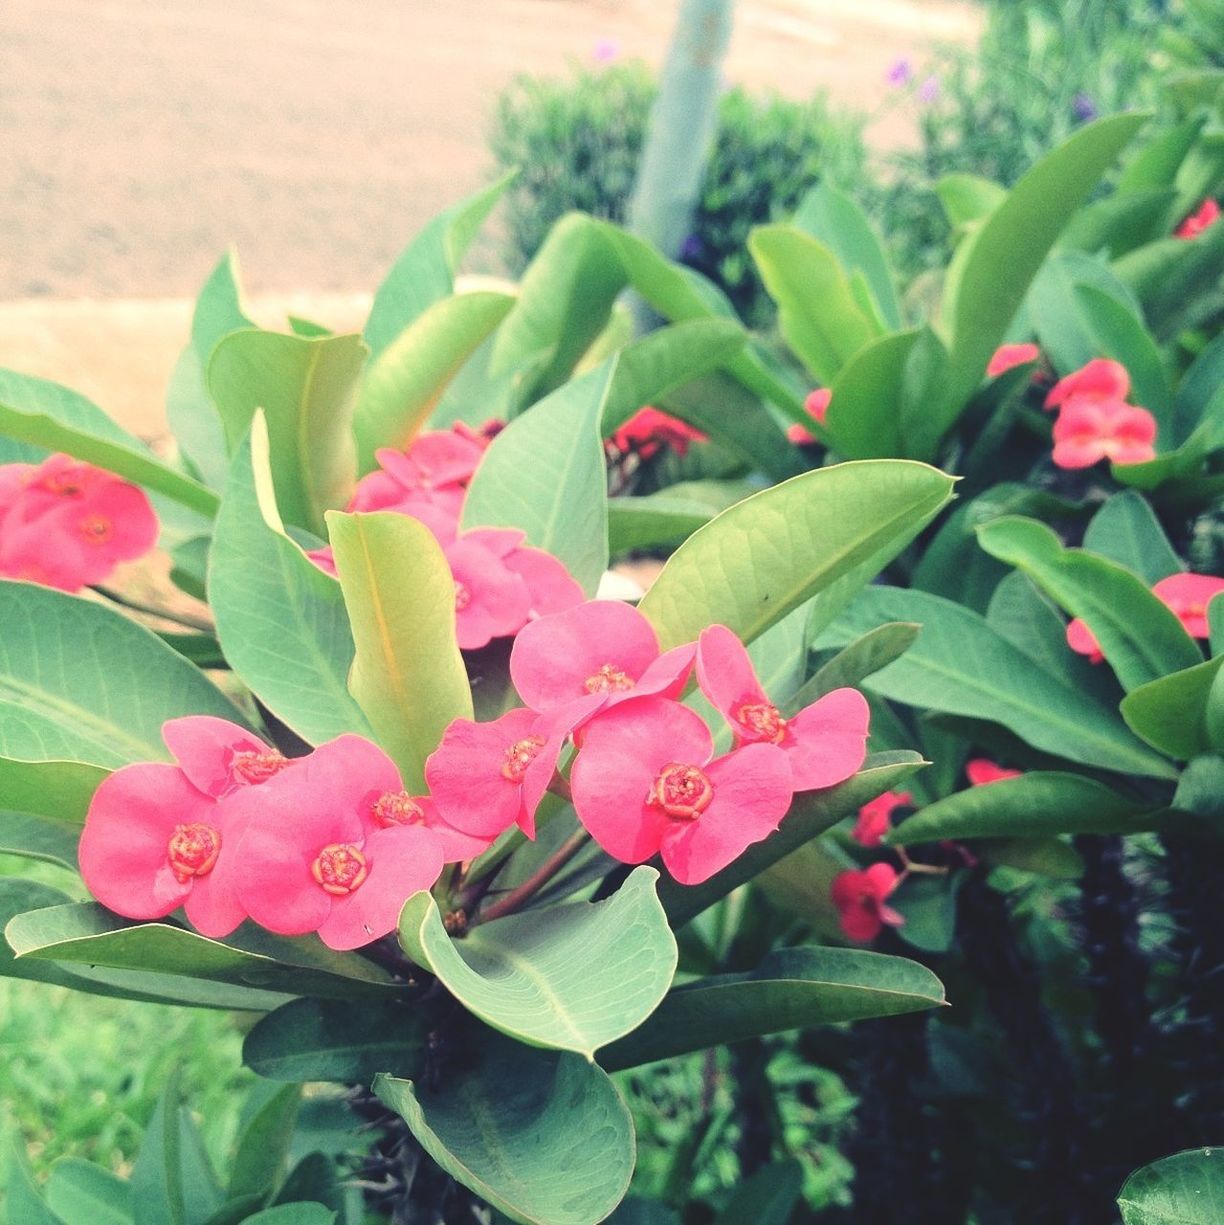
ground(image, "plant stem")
xmin=476 ymin=829 xmax=590 ymax=924
xmin=93 ymin=585 xmax=215 ymax=633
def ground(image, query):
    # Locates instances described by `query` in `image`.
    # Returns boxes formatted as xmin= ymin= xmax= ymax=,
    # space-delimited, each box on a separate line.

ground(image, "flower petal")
xmin=783 ymin=688 xmax=870 ymax=791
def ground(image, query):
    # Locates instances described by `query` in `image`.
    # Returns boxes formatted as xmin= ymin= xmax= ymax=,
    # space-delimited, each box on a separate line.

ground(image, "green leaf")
xmin=45 ymin=1159 xmax=133 ymax=1225
xmin=228 ymin=1084 xmax=300 ymax=1201
xmin=0 ymin=809 xmax=81 ymax=871
xmin=638 ymin=460 xmax=955 ymax=650
xmin=208 ymin=330 xmax=366 ymax=534
xmin=889 ymin=772 xmax=1158 ymax=845
xmin=364 ymin=173 xmax=514 ymax=359
xmin=0 ymin=581 xmax=249 ymax=769
xmin=0 ymin=757 xmax=106 ymax=821
xmin=940 ymin=114 xmax=1148 ymax=412
xmin=462 ymin=362 xmax=615 ymax=596
xmin=354 ymin=291 xmax=514 ymax=470
xmin=1083 ymin=491 xmax=1182 ymax=583
xmin=657 ymin=752 xmax=927 ymax=927
xmin=6 ymin=1142 xmax=65 ymax=1225
xmin=242 ymin=1207 xmax=335 ymax=1225
xmin=607 ymin=495 xmax=717 ymax=554
xmin=243 ymin=996 xmax=427 ymax=1084
xmin=601 ymin=946 xmax=945 ymax=1071
xmin=976 ymin=517 xmax=1202 ymax=690
xmin=821 ymin=330 xmax=916 ymax=459
xmin=749 ymin=224 xmax=879 ymax=385
xmin=1115 ymin=219 xmax=1224 ymax=340
xmin=793 ymin=183 xmax=902 ymax=329
xmin=374 ymin=1034 xmax=634 ymax=1225
xmin=1118 ymin=1147 xmax=1224 ymax=1224
xmin=935 ymin=173 xmax=1007 ymax=230
xmin=209 ymin=419 xmax=372 ymax=746
xmin=328 ymin=510 xmax=473 ymax=792
xmin=815 ymin=586 xmax=1174 ymax=778
xmin=1122 ymin=656 xmax=1224 ymax=760
xmin=803 ymin=623 xmax=921 ymax=700
xmin=712 ymin=1161 xmax=804 ymax=1225
xmin=0 ymin=369 xmax=218 ymax=518
xmin=5 ymin=903 xmax=397 ymax=1000
xmin=399 ymin=867 xmax=677 ymax=1057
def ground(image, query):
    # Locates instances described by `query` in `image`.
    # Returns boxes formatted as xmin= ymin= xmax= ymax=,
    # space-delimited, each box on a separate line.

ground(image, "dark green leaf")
xmin=6 ymin=1142 xmax=65 ymax=1225
xmin=1117 ymin=1147 xmax=1224 ymax=1224
xmin=228 ymin=1084 xmax=300 ymax=1201
xmin=1083 ymin=491 xmax=1182 ymax=583
xmin=1122 ymin=656 xmax=1224 ymax=760
xmin=802 ymin=623 xmax=920 ymax=700
xmin=45 ymin=1159 xmax=133 ymax=1225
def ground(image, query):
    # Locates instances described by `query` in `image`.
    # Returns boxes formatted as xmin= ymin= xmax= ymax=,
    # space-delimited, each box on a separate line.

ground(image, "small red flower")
xmin=786 ymin=388 xmax=832 ymax=445
xmin=987 ymin=343 xmax=1040 ymax=378
xmin=1175 ymin=199 xmax=1219 ymax=240
xmin=0 ymin=454 xmax=158 ymax=591
xmin=612 ymin=407 xmax=707 ymax=460
xmin=853 ymin=790 xmax=913 ymax=847
xmin=1051 ymin=399 xmax=1157 ymax=469
xmin=696 ymin=624 xmax=869 ymax=791
xmin=78 ymin=763 xmax=247 ymax=938
xmin=1044 ymin=358 xmax=1130 ymax=412
xmin=1065 ymin=616 xmax=1105 ymax=664
xmin=831 ymin=863 xmax=904 ymax=943
xmin=966 ymin=759 xmax=1022 ymax=786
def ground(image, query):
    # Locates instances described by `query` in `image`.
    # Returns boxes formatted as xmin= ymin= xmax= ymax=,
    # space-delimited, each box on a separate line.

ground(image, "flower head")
xmin=1154 ymin=572 xmax=1224 ymax=639
xmin=160 ymin=716 xmax=291 ymax=798
xmin=463 ymin=527 xmax=584 ymax=622
xmin=348 ymin=426 xmax=490 ymax=516
xmin=1072 ymin=92 xmax=1098 ymax=122
xmin=853 ymin=790 xmax=913 ymax=847
xmin=696 ymin=624 xmax=869 ymax=791
xmin=78 ymin=763 xmax=247 ymax=938
xmin=831 ymin=864 xmax=904 ymax=942
xmin=0 ymin=454 xmax=158 ymax=591
xmin=229 ymin=736 xmax=445 ymax=950
xmin=787 ymin=388 xmax=832 ymax=445
xmin=965 ymin=759 xmax=1022 ymax=786
xmin=611 ymin=408 xmax=707 ymax=461
xmin=886 ymin=57 xmax=913 ymax=87
xmin=1051 ymin=399 xmax=1157 ymax=469
xmin=987 ymin=343 xmax=1040 ymax=378
xmin=1065 ymin=615 xmax=1104 ymax=664
xmin=592 ymin=37 xmax=620 ymax=64
xmin=1176 ymin=199 xmax=1219 ymax=240
xmin=1044 ymin=358 xmax=1130 ymax=412
xmin=570 ymin=697 xmax=792 ymax=884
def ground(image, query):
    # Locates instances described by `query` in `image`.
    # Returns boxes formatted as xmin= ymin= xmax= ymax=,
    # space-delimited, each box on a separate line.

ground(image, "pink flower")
xmin=509 ymin=600 xmax=695 ymax=724
xmin=463 ymin=527 xmax=584 ymax=622
xmin=852 ymin=790 xmax=912 ymax=847
xmin=1156 ymin=572 xmax=1224 ymax=638
xmin=592 ymin=37 xmax=620 ymax=64
xmin=445 ymin=533 xmax=534 ymax=650
xmin=830 ymin=864 xmax=904 ymax=942
xmin=306 ymin=544 xmax=337 ymax=577
xmin=1176 ymin=199 xmax=1219 ymax=240
xmin=229 ymin=736 xmax=445 ymax=950
xmin=1065 ymin=616 xmax=1104 ymax=664
xmin=965 ymin=759 xmax=1022 ymax=786
xmin=1044 ymin=358 xmax=1130 ymax=412
xmin=1051 ymin=399 xmax=1157 ymax=469
xmin=570 ymin=697 xmax=793 ymax=884
xmin=696 ymin=624 xmax=869 ymax=791
xmin=987 ymin=343 xmax=1040 ymax=377
xmin=425 ymin=707 xmax=568 ymax=840
xmin=786 ymin=388 xmax=832 ymax=445
xmin=0 ymin=453 xmax=158 ymax=591
xmin=78 ymin=763 xmax=247 ymax=938
xmin=348 ymin=426 xmax=490 ymax=516
xmin=160 ymin=716 xmax=292 ymax=798
xmin=886 ymin=57 xmax=913 ymax=87
xmin=611 ymin=407 xmax=707 ymax=461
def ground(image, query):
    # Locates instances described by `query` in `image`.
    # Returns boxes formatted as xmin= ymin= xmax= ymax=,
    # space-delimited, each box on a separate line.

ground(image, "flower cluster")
xmin=309 ymin=423 xmax=583 ymax=649
xmin=0 ymin=453 xmax=157 ymax=591
xmin=1067 ymin=572 xmax=1224 ymax=663
xmin=1044 ymin=358 xmax=1157 ymax=470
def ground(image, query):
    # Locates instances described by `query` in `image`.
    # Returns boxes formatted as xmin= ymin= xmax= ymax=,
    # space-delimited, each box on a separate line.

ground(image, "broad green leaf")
xmin=1172 ymin=333 xmax=1224 ymax=444
xmin=353 ymin=291 xmax=514 ymax=470
xmin=6 ymin=1142 xmax=65 ymax=1225
xmin=489 ymin=213 xmax=624 ymax=408
xmin=45 ymin=1159 xmax=133 ymax=1225
xmin=374 ymin=1035 xmax=634 ymax=1225
xmin=1112 ymin=384 xmax=1224 ymax=492
xmin=328 ymin=510 xmax=473 ymax=791
xmin=364 ymin=173 xmax=514 ymax=358
xmin=462 ymin=362 xmax=615 ymax=595
xmin=1115 ymin=219 xmax=1224 ymax=340
xmin=1207 ymin=666 xmax=1224 ymax=754
xmin=638 ymin=460 xmax=955 ymax=650
xmin=607 ymin=495 xmax=716 ymax=555
xmin=1118 ymin=114 xmax=1208 ymax=196
xmin=208 ymin=330 xmax=367 ymax=533
xmin=243 ymin=997 xmax=427 ymax=1083
xmin=243 ymin=1207 xmax=335 ymax=1225
xmin=228 ymin=1084 xmax=300 ymax=1201
xmin=1060 ymin=189 xmax=1174 ymax=258
xmin=0 ymin=757 xmax=106 ymax=820
xmin=889 ymin=773 xmax=1158 ymax=844
xmin=712 ymin=1161 xmax=804 ymax=1225
xmin=935 ymin=173 xmax=1006 ymax=230
xmin=0 ymin=369 xmax=217 ymax=518
xmin=5 ymin=904 xmax=397 ymax=1000
xmin=815 ymin=586 xmax=1175 ymax=778
xmin=1118 ymin=1147 xmax=1224 ymax=1224
xmin=1122 ymin=656 xmax=1224 ymax=760
xmin=892 ymin=871 xmax=960 ymax=953
xmin=600 ymin=946 xmax=945 ymax=1070
xmin=803 ymin=622 xmax=921 ymax=700
xmin=976 ymin=517 xmax=1201 ymax=690
xmin=657 ymin=752 xmax=928 ymax=926
xmin=749 ymin=224 xmax=879 ymax=385
xmin=940 ymin=114 xmax=1148 ymax=412
xmin=399 ymin=867 xmax=677 ymax=1057
xmin=1083 ymin=491 xmax=1182 ymax=583
xmin=1173 ymin=754 xmax=1224 ymax=819
xmin=0 ymin=809 xmax=81 ymax=871
xmin=823 ymin=329 xmax=918 ymax=459
xmin=209 ymin=420 xmax=372 ymax=746
xmin=166 ymin=251 xmax=254 ymax=490
xmin=0 ymin=581 xmax=249 ymax=769
xmin=793 ymin=183 xmax=902 ymax=329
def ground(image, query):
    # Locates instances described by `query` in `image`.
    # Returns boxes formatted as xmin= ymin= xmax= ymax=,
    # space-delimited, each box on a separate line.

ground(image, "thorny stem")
xmin=93 ymin=585 xmax=215 ymax=633
xmin=475 ymin=829 xmax=590 ymax=925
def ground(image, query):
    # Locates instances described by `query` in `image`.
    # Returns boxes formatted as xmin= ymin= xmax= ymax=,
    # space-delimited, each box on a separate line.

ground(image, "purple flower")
xmin=592 ymin=38 xmax=620 ymax=64
xmin=1072 ymin=92 xmax=1098 ymax=122
xmin=886 ymin=58 xmax=913 ymax=88
xmin=918 ymin=75 xmax=941 ymax=104
xmin=680 ymin=233 xmax=705 ymax=262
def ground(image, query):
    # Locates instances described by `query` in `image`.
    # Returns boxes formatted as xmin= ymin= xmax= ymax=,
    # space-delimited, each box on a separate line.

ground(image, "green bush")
xmin=488 ymin=62 xmax=869 ymax=325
